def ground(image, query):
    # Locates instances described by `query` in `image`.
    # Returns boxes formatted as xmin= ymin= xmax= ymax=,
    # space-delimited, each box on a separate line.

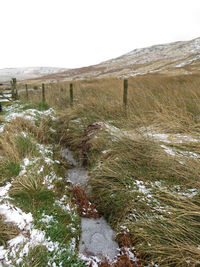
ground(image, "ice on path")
xmin=79 ymin=217 xmax=119 ymax=260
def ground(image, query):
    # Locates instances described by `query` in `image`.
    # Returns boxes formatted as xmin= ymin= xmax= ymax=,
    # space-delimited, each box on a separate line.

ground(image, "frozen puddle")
xmin=61 ymin=148 xmax=78 ymax=166
xmin=62 ymin=148 xmax=90 ymax=188
xmin=79 ymin=218 xmax=119 ymax=260
xmin=62 ymin=147 xmax=119 ymax=262
xmin=67 ymin=168 xmax=89 ymax=189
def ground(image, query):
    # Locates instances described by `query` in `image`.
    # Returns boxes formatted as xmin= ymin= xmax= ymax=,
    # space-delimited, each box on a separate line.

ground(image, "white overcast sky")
xmin=0 ymin=0 xmax=200 ymax=69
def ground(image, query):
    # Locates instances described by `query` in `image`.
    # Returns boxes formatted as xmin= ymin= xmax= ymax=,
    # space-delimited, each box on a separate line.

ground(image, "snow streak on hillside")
xmin=35 ymin=37 xmax=200 ymax=81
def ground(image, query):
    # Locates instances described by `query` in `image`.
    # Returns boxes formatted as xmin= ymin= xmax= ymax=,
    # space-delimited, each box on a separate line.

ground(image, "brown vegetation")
xmin=72 ymin=185 xmax=100 ymax=218
xmin=0 ymin=214 xmax=20 ymax=247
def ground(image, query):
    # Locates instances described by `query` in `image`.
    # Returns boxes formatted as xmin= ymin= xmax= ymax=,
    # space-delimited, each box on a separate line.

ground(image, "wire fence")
xmin=1 ymin=78 xmax=200 ymax=110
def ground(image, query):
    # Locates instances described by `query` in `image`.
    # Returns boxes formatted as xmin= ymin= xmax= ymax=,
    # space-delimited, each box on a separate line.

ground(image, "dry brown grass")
xmin=0 ymin=214 xmax=20 ymax=246
xmin=64 ymin=126 xmax=200 ymax=266
xmin=19 ymin=73 xmax=200 ymax=134
xmin=3 ymin=117 xmax=37 ymax=136
xmin=17 ymin=73 xmax=200 ymax=266
xmin=9 ymin=173 xmax=53 ymax=212
xmin=0 ymin=117 xmax=37 ymax=161
xmin=0 ymin=115 xmax=59 ymax=161
xmin=130 ymin=193 xmax=200 ymax=266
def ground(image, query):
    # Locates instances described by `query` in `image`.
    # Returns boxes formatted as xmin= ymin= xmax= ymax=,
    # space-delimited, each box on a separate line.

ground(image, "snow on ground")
xmin=79 ymin=217 xmax=119 ymax=261
xmin=92 ymin=122 xmax=200 ymax=163
xmin=137 ymin=126 xmax=200 ymax=143
xmin=161 ymin=144 xmax=200 ymax=159
xmin=128 ymin=179 xmax=198 ymax=202
xmin=0 ymin=103 xmax=56 ymax=133
xmin=0 ymin=103 xmax=79 ymax=266
xmin=93 ymin=122 xmax=200 ymax=146
xmin=0 ymin=99 xmax=10 ymax=103
xmin=4 ymin=107 xmax=56 ymax=124
xmin=175 ymin=54 xmax=200 ymax=68
xmin=99 ymin=122 xmax=200 ymax=160
xmin=0 ymin=180 xmax=72 ymax=266
xmin=0 ymin=202 xmax=33 ymax=230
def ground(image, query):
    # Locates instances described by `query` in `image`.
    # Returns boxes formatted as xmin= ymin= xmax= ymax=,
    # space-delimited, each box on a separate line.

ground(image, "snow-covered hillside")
xmin=37 ymin=37 xmax=200 ymax=81
xmin=0 ymin=67 xmax=67 ymax=82
xmin=99 ymin=37 xmax=200 ymax=77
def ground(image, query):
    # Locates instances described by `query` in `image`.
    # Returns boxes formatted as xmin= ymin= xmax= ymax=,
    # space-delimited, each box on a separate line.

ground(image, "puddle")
xmin=62 ymin=147 xmax=119 ymax=262
xmin=66 ymin=168 xmax=89 ymax=189
xmin=61 ymin=148 xmax=78 ymax=166
xmin=79 ymin=217 xmax=119 ymax=260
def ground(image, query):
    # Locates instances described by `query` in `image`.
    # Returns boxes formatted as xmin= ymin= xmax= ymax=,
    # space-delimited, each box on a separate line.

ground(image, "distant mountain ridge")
xmin=37 ymin=37 xmax=200 ymax=81
xmin=0 ymin=67 xmax=67 ymax=82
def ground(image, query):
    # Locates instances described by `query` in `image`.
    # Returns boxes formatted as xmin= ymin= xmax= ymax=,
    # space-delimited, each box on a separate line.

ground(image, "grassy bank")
xmin=0 ymin=102 xmax=85 ymax=266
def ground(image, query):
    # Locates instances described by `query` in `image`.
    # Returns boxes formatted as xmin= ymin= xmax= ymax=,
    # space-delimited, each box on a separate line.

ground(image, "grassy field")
xmin=16 ymin=73 xmax=200 ymax=266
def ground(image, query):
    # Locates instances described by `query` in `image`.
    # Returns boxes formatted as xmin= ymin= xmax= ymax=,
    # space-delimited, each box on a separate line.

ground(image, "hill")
xmin=35 ymin=37 xmax=200 ymax=82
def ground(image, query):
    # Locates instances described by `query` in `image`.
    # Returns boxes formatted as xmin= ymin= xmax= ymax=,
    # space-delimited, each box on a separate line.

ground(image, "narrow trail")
xmin=61 ymin=148 xmax=120 ymax=265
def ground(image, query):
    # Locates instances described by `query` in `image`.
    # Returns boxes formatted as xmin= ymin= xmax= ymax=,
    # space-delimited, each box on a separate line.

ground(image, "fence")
xmin=0 ymin=78 xmax=19 ymax=111
xmin=15 ymin=79 xmax=129 ymax=108
xmin=2 ymin=76 xmax=200 ymax=123
xmin=0 ymin=87 xmax=12 ymax=103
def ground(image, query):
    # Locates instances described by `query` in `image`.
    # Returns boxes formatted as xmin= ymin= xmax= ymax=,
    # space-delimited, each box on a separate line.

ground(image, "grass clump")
xmin=0 ymin=215 xmax=20 ymax=247
xmin=20 ymin=245 xmax=48 ymax=267
xmin=9 ymin=174 xmax=54 ymax=213
xmin=0 ymin=159 xmax=21 ymax=184
xmin=22 ymin=101 xmax=50 ymax=111
xmin=36 ymin=117 xmax=61 ymax=144
xmin=20 ymin=244 xmax=85 ymax=267
xmin=0 ymin=117 xmax=37 ymax=161
xmin=3 ymin=117 xmax=37 ymax=135
xmin=34 ymin=205 xmax=80 ymax=245
xmin=15 ymin=135 xmax=38 ymax=159
xmin=130 ymin=194 xmax=200 ymax=266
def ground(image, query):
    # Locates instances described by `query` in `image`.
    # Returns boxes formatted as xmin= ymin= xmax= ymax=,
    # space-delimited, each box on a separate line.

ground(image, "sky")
xmin=0 ymin=0 xmax=200 ymax=69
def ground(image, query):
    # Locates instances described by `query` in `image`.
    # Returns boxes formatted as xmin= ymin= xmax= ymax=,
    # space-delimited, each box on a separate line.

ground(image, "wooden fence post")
xmin=59 ymin=87 xmax=63 ymax=99
xmin=11 ymin=78 xmax=18 ymax=100
xmin=42 ymin=83 xmax=45 ymax=103
xmin=25 ymin=84 xmax=28 ymax=101
xmin=70 ymin=83 xmax=73 ymax=106
xmin=123 ymin=79 xmax=128 ymax=108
